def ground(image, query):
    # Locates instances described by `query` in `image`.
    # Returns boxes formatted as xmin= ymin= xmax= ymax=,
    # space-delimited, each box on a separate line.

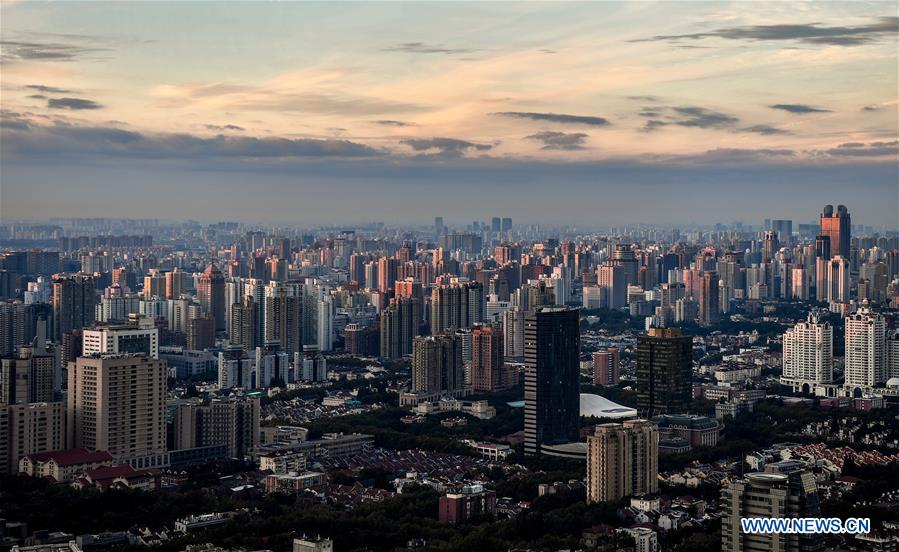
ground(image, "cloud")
xmin=738 ymin=124 xmax=791 ymax=135
xmin=633 ymin=16 xmax=898 ymax=46
xmin=525 ymin=131 xmax=589 ymax=151
xmin=819 ymin=140 xmax=898 ymax=158
xmin=24 ymin=84 xmax=72 ymax=94
xmin=382 ymin=42 xmax=477 ymax=55
xmin=861 ymin=105 xmax=883 ymax=112
xmin=47 ymin=97 xmax=103 ymax=110
xmin=205 ymin=124 xmax=245 ymax=132
xmin=1 ymin=117 xmax=380 ymax=159
xmin=671 ymin=106 xmax=739 ymax=128
xmin=373 ymin=120 xmax=414 ymax=127
xmin=641 ymin=106 xmax=739 ymax=131
xmin=769 ymin=104 xmax=831 ymax=114
xmin=400 ymin=137 xmax=493 ymax=157
xmin=494 ymin=111 xmax=611 ymax=126
xmin=0 ymin=39 xmax=108 ymax=62
xmin=27 ymin=94 xmax=47 ymax=100
xmin=627 ymin=95 xmax=661 ymax=102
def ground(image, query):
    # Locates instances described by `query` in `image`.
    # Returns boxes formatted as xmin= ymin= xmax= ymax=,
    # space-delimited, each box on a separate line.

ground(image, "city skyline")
xmin=1 ymin=2 xmax=897 ymax=224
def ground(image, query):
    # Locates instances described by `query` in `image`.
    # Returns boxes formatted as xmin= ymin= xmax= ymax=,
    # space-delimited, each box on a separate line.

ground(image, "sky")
xmin=1 ymin=1 xmax=897 ymax=227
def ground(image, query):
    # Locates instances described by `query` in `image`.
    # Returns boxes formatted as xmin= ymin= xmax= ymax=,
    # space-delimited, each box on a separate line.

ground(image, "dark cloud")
xmin=689 ymin=148 xmax=797 ymax=162
xmin=382 ymin=42 xmax=477 ymax=55
xmin=820 ymin=141 xmax=898 ymax=158
xmin=633 ymin=16 xmax=898 ymax=46
xmin=525 ymin=131 xmax=589 ymax=151
xmin=641 ymin=120 xmax=670 ymax=132
xmin=1 ymin=39 xmax=108 ymax=62
xmin=739 ymin=124 xmax=791 ymax=135
xmin=861 ymin=105 xmax=883 ymax=112
xmin=27 ymin=95 xmax=47 ymax=100
xmin=627 ymin=95 xmax=661 ymax=102
xmin=47 ymin=97 xmax=104 ymax=110
xmin=373 ymin=120 xmax=414 ymax=127
xmin=205 ymin=124 xmax=245 ymax=132
xmin=401 ymin=137 xmax=494 ymax=157
xmin=25 ymin=84 xmax=72 ymax=94
xmin=539 ymin=49 xmax=557 ymax=54
xmin=671 ymin=106 xmax=739 ymax=128
xmin=1 ymin=117 xmax=380 ymax=159
xmin=494 ymin=111 xmax=611 ymax=126
xmin=641 ymin=106 xmax=740 ymax=131
xmin=769 ymin=104 xmax=831 ymax=114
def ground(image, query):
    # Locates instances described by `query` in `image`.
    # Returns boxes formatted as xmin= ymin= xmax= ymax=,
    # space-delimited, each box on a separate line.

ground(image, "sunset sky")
xmin=1 ymin=2 xmax=897 ymax=226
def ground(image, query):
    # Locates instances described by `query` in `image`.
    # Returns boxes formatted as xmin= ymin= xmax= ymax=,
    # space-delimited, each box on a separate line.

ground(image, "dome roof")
xmin=580 ymin=393 xmax=638 ymax=419
xmin=886 ymin=377 xmax=899 ymax=388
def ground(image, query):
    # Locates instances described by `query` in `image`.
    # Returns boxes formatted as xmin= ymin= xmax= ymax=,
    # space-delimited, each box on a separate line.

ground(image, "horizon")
xmin=1 ymin=2 xmax=897 ymax=225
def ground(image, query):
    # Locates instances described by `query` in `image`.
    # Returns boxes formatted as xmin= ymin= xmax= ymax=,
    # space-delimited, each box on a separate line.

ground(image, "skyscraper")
xmin=470 ymin=324 xmax=505 ymax=392
xmin=502 ymin=307 xmax=525 ymax=358
xmin=636 ymin=327 xmax=692 ymax=417
xmin=524 ymin=306 xmax=580 ymax=455
xmin=819 ymin=204 xmax=850 ymax=260
xmin=586 ymin=420 xmax=659 ymax=503
xmin=781 ymin=312 xmax=832 ymax=392
xmin=52 ymin=274 xmax=95 ymax=341
xmin=197 ymin=264 xmax=225 ymax=332
xmin=67 ymin=354 xmax=168 ymax=468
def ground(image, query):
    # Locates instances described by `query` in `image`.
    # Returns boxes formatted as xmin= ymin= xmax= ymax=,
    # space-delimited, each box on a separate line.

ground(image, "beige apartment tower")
xmin=587 ymin=419 xmax=659 ymax=503
xmin=67 ymin=354 xmax=167 ymax=468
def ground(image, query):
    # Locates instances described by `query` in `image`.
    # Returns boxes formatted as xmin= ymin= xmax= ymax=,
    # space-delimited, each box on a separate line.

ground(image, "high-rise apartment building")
xmin=411 ymin=334 xmax=464 ymax=395
xmin=197 ymin=264 xmax=226 ymax=332
xmin=844 ymin=305 xmax=886 ymax=390
xmin=82 ymin=320 xmax=159 ymax=359
xmin=0 ymin=346 xmax=55 ymax=405
xmin=470 ymin=324 xmax=505 ymax=392
xmin=586 ymin=420 xmax=659 ymax=503
xmin=379 ymin=296 xmax=420 ymax=360
xmin=636 ymin=327 xmax=693 ymax=417
xmin=819 ymin=204 xmax=850 ymax=260
xmin=721 ymin=468 xmax=823 ymax=552
xmin=3 ymin=401 xmax=66 ymax=475
xmin=597 ymin=265 xmax=626 ymax=309
xmin=781 ymin=312 xmax=832 ymax=391
xmin=67 ymin=354 xmax=167 ymax=468
xmin=171 ymin=396 xmax=260 ymax=459
xmin=264 ymin=289 xmax=303 ymax=355
xmin=699 ymin=271 xmax=720 ymax=326
xmin=502 ymin=307 xmax=525 ymax=358
xmin=230 ymin=295 xmax=258 ymax=351
xmin=52 ymin=274 xmax=95 ymax=341
xmin=431 ymin=280 xmax=484 ymax=334
xmin=524 ymin=306 xmax=580 ymax=454
xmin=593 ymin=347 xmax=620 ymax=386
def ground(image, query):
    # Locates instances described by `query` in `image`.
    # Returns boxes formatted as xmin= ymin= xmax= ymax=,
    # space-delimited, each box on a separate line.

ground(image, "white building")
xmin=82 ymin=322 xmax=159 ymax=359
xmin=781 ymin=312 xmax=832 ymax=392
xmin=844 ymin=304 xmax=886 ymax=393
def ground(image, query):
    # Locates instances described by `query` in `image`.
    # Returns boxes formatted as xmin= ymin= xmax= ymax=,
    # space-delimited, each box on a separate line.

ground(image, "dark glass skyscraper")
xmin=524 ymin=306 xmax=580 ymax=455
xmin=819 ymin=204 xmax=850 ymax=260
xmin=636 ymin=327 xmax=693 ymax=417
